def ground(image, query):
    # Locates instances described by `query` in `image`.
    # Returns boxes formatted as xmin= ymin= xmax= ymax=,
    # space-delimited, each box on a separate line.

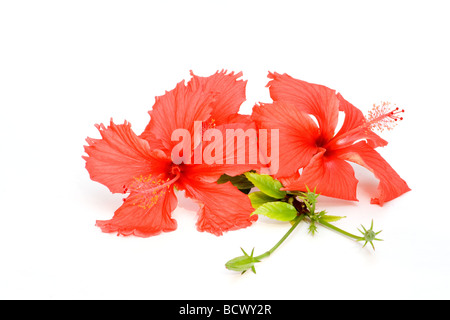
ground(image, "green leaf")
xmin=217 ymin=174 xmax=254 ymax=190
xmin=251 ymin=202 xmax=297 ymax=222
xmin=319 ymin=215 xmax=346 ymax=223
xmin=244 ymin=172 xmax=286 ymax=199
xmin=248 ymin=191 xmax=278 ymax=209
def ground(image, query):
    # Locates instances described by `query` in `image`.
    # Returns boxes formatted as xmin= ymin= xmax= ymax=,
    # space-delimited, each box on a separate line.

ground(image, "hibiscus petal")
xmin=252 ymin=101 xmax=319 ymax=178
xmin=96 ymin=187 xmax=178 ymax=237
xmin=278 ymin=171 xmax=302 ymax=190
xmin=335 ymin=93 xmax=366 ymax=134
xmin=336 ymin=141 xmax=411 ymax=205
xmin=180 ymin=179 xmax=257 ymax=236
xmin=188 ymin=70 xmax=247 ymax=125
xmin=182 ymin=121 xmax=261 ymax=182
xmin=140 ymin=79 xmax=213 ymax=152
xmin=283 ymin=148 xmax=359 ymax=201
xmin=83 ymin=120 xmax=170 ymax=193
xmin=267 ymin=72 xmax=339 ymax=142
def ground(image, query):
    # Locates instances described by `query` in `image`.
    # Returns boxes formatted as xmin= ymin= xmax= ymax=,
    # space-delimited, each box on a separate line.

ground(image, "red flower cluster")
xmin=83 ymin=71 xmax=410 ymax=237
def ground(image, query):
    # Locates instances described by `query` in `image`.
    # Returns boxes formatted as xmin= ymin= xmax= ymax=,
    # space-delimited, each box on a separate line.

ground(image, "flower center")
xmin=123 ymin=167 xmax=181 ymax=209
xmin=315 ymin=135 xmax=328 ymax=148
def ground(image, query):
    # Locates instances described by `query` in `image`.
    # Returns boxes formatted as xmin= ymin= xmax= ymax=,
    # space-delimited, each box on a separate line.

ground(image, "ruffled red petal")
xmin=336 ymin=141 xmax=411 ymax=205
xmin=267 ymin=72 xmax=339 ymax=142
xmin=283 ymin=148 xmax=359 ymax=201
xmin=188 ymin=70 xmax=247 ymax=125
xmin=139 ymin=79 xmax=213 ymax=152
xmin=179 ymin=179 xmax=257 ymax=236
xmin=83 ymin=120 xmax=170 ymax=194
xmin=96 ymin=186 xmax=178 ymax=237
xmin=252 ymin=101 xmax=319 ymax=178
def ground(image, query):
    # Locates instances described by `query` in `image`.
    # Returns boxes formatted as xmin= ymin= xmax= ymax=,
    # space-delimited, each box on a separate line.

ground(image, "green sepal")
xmin=244 ymin=172 xmax=286 ymax=199
xmin=319 ymin=215 xmax=346 ymax=223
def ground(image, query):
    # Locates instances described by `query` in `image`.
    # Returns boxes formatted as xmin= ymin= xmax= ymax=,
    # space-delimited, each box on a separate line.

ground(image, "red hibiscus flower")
xmin=252 ymin=72 xmax=410 ymax=205
xmin=83 ymin=71 xmax=258 ymax=237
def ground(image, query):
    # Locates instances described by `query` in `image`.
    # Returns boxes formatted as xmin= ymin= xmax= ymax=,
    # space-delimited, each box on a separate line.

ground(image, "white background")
xmin=1 ymin=0 xmax=449 ymax=300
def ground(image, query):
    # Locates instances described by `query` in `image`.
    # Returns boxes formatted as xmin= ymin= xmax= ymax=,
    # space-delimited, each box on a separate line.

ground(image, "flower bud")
xmin=225 ymin=248 xmax=260 ymax=274
xmin=363 ymin=229 xmax=376 ymax=242
xmin=357 ymin=220 xmax=383 ymax=250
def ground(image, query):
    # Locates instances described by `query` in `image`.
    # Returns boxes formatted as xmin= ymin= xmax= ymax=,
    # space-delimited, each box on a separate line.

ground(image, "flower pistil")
xmin=124 ymin=169 xmax=180 ymax=209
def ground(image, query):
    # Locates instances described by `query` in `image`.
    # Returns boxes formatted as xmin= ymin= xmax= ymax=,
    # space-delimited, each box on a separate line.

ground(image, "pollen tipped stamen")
xmin=366 ymin=101 xmax=405 ymax=132
xmin=123 ymin=170 xmax=180 ymax=209
xmin=131 ymin=173 xmax=179 ymax=195
xmin=329 ymin=101 xmax=405 ymax=148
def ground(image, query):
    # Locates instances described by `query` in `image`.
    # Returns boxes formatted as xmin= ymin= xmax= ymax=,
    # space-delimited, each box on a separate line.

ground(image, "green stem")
xmin=256 ymin=214 xmax=305 ymax=260
xmin=317 ymin=219 xmax=361 ymax=240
